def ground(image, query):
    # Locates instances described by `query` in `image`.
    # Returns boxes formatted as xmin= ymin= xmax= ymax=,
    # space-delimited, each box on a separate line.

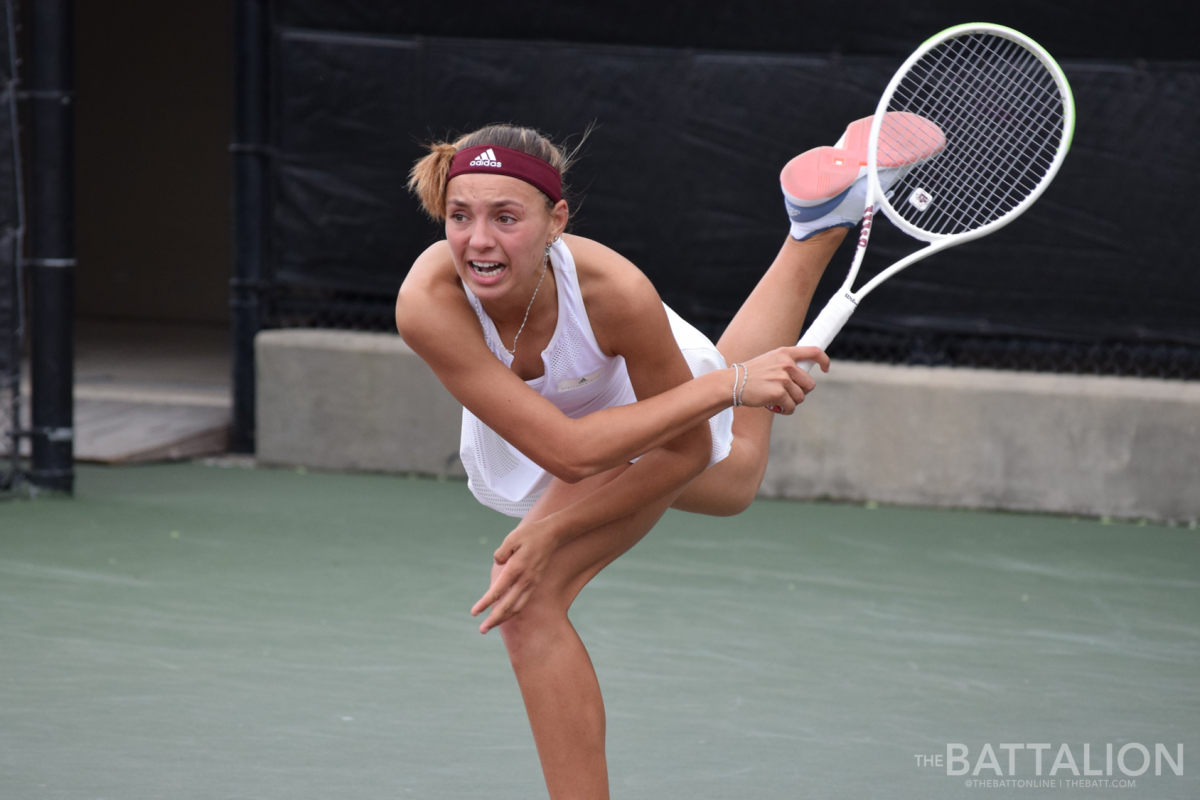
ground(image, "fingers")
xmin=782 ymin=346 xmax=831 ymax=373
xmin=761 ymin=349 xmax=827 ymax=414
xmin=783 ymin=382 xmax=806 ymax=409
xmin=763 ymin=385 xmax=797 ymax=415
xmin=492 ymin=539 xmax=515 ymax=564
xmin=494 ymin=526 xmax=527 ymax=564
xmin=471 ymin=570 xmax=516 ymax=617
xmin=480 ymin=598 xmax=513 ymax=634
xmin=746 ymin=354 xmax=812 ymax=413
xmin=473 ymin=524 xmax=556 ymax=633
xmin=740 ymin=356 xmax=805 ymax=411
xmin=479 ymin=581 xmax=535 ymax=634
xmin=784 ymin=363 xmax=816 ymax=396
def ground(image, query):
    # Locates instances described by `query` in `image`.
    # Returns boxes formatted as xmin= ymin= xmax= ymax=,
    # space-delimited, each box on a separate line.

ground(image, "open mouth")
xmin=469 ymin=261 xmax=506 ymax=279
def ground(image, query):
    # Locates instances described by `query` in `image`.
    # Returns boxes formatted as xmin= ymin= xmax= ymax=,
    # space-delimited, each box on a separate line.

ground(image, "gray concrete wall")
xmin=256 ymin=330 xmax=465 ymax=477
xmin=257 ymin=330 xmax=1200 ymax=522
xmin=760 ymin=363 xmax=1200 ymax=522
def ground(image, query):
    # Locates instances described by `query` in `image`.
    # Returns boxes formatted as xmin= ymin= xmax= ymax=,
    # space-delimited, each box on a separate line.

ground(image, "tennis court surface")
xmin=2 ymin=462 xmax=1196 ymax=799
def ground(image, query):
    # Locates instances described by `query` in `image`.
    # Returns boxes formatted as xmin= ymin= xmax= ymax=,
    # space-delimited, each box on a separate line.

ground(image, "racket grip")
xmin=795 ymin=291 xmax=858 ymax=372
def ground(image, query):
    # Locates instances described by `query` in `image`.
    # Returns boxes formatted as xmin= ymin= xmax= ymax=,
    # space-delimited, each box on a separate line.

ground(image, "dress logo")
xmin=558 ymin=368 xmax=604 ymax=393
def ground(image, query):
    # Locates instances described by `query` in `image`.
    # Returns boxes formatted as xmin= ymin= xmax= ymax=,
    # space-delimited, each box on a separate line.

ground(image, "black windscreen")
xmin=271 ymin=28 xmax=1199 ymax=351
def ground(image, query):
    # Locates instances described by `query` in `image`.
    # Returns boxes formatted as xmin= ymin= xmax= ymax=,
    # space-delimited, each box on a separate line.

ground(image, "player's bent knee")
xmin=674 ymin=482 xmax=758 ymax=516
xmin=496 ymin=612 xmax=541 ymax=661
xmin=713 ymin=484 xmax=759 ymax=516
xmin=497 ymin=602 xmax=569 ymax=662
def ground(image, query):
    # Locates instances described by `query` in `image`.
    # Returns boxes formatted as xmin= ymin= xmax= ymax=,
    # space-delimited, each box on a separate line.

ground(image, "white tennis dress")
xmin=459 ymin=238 xmax=734 ymax=517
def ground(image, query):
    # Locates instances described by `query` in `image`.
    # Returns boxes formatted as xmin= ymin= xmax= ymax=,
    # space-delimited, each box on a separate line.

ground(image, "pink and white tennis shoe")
xmin=782 ymin=113 xmax=946 ymax=241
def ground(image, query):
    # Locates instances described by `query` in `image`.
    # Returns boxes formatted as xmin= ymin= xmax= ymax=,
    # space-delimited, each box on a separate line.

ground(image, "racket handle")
xmin=795 ymin=291 xmax=858 ymax=372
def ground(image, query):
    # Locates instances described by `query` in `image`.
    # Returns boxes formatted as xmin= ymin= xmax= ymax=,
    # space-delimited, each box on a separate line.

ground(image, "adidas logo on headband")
xmin=468 ymin=148 xmax=501 ymax=168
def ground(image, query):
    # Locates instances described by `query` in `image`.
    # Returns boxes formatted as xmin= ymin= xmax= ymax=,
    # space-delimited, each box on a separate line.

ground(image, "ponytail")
xmin=407 ymin=141 xmax=458 ymax=221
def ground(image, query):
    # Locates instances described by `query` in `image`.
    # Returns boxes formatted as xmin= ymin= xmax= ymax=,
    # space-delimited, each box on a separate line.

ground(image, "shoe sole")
xmin=781 ymin=113 xmax=947 ymax=203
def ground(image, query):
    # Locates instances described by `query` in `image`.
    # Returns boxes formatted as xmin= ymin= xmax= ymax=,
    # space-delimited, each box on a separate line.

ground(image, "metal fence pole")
xmin=229 ymin=0 xmax=269 ymax=453
xmin=1 ymin=0 xmax=23 ymax=490
xmin=26 ymin=0 xmax=73 ymax=492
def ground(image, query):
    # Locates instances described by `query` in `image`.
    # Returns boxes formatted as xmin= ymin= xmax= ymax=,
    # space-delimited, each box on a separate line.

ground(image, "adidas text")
xmin=470 ymin=148 xmax=501 ymax=168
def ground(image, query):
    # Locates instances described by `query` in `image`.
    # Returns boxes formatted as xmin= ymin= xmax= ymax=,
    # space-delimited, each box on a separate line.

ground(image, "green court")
xmin=2 ymin=463 xmax=1196 ymax=799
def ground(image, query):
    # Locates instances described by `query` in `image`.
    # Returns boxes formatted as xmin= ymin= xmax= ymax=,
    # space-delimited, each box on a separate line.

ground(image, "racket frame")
xmin=796 ymin=23 xmax=1075 ymax=366
xmin=856 ymin=22 xmax=1076 ymax=300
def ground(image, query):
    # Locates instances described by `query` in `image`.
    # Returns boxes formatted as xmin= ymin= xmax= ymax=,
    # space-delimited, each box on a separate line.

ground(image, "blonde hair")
xmin=408 ymin=124 xmax=582 ymax=222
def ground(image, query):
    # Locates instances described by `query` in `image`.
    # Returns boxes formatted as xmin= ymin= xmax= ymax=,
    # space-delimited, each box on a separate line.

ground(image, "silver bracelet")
xmin=731 ymin=363 xmax=744 ymax=407
xmin=737 ymin=362 xmax=749 ymax=407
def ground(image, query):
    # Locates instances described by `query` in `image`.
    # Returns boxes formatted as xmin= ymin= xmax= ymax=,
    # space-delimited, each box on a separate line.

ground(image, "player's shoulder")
xmin=404 ymin=240 xmax=454 ymax=286
xmin=565 ymin=234 xmax=661 ymax=318
xmin=400 ymin=240 xmax=459 ymax=304
xmin=396 ymin=240 xmax=469 ymax=346
xmin=564 ymin=234 xmax=666 ymax=355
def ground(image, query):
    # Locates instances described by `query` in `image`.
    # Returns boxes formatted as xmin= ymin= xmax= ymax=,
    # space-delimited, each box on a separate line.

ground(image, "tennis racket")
xmin=794 ymin=23 xmax=1075 ymax=370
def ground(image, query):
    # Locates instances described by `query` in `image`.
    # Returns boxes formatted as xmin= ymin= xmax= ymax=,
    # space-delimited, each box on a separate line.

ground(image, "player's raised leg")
xmin=671 ymin=227 xmax=844 ymax=515
xmin=674 ymin=114 xmax=940 ymax=516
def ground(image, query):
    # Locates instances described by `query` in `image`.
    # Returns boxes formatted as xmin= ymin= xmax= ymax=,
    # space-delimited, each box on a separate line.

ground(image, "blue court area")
xmin=1 ymin=463 xmax=1196 ymax=799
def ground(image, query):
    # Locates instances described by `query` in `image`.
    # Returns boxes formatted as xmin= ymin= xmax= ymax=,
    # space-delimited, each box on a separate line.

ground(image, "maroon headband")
xmin=446 ymin=144 xmax=563 ymax=203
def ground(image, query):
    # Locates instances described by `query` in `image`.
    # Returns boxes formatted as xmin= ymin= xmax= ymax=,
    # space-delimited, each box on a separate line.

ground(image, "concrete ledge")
xmin=761 ymin=362 xmax=1200 ymax=522
xmin=256 ymin=330 xmax=464 ymax=476
xmin=257 ymin=330 xmax=1200 ymax=522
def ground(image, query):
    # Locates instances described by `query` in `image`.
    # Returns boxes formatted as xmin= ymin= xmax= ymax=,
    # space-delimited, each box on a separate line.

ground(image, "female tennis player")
xmin=396 ymin=122 xmax=927 ymax=799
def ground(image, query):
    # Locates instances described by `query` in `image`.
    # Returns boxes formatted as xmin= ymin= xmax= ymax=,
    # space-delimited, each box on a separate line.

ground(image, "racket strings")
xmin=879 ymin=33 xmax=1066 ymax=236
xmin=892 ymin=65 xmax=1052 ymax=230
xmin=888 ymin=39 xmax=1060 ymax=158
xmin=908 ymin=38 xmax=1061 ymax=228
xmin=902 ymin=37 xmax=1062 ymax=222
xmin=937 ymin=36 xmax=1064 ymax=121
xmin=916 ymin=43 xmax=1058 ymax=178
xmin=889 ymin=38 xmax=1062 ymax=233
xmin=894 ymin=40 xmax=1060 ymax=231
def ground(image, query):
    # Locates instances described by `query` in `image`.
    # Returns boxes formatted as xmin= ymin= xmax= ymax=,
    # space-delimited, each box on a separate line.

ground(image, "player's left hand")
xmin=741 ymin=345 xmax=829 ymax=414
xmin=471 ymin=519 xmax=558 ymax=634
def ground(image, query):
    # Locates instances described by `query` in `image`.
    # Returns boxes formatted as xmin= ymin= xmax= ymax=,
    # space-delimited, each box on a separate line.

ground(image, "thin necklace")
xmin=503 ymin=246 xmax=550 ymax=356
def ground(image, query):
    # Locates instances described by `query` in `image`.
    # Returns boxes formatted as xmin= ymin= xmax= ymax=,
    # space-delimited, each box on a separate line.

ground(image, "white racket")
xmin=795 ymin=23 xmax=1076 ymax=370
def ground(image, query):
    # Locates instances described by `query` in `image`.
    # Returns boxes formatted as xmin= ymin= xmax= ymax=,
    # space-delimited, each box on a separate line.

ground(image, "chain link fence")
xmin=262 ymin=285 xmax=1200 ymax=382
xmin=828 ymin=329 xmax=1200 ymax=381
xmin=268 ymin=287 xmax=397 ymax=333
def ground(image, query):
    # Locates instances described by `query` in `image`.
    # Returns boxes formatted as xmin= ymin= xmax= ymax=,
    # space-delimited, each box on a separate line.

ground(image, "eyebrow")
xmin=446 ymin=197 xmax=526 ymax=209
